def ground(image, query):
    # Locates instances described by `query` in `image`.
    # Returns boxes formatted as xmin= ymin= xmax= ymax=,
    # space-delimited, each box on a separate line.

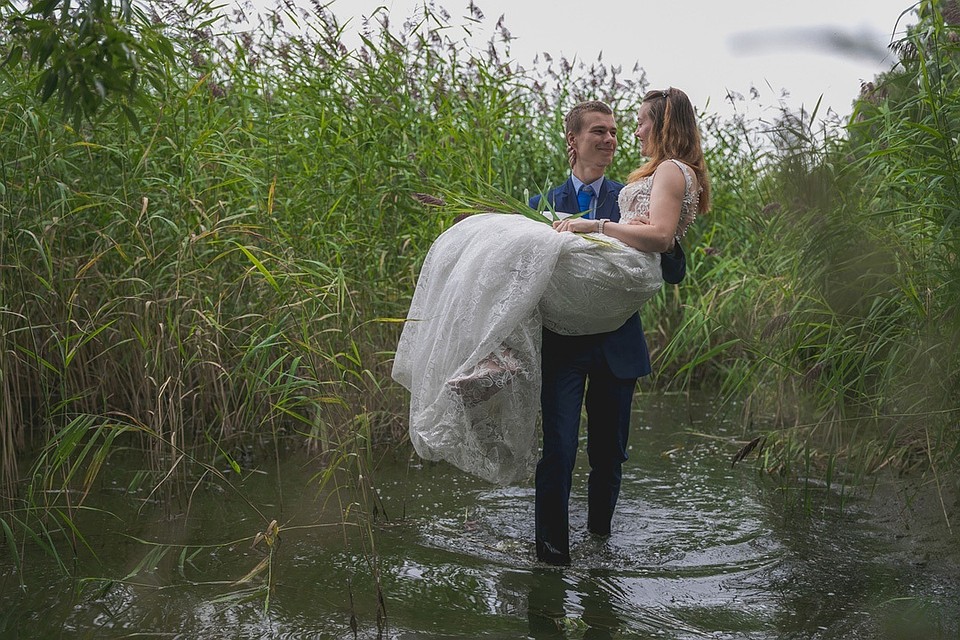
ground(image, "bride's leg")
xmin=447 ymin=345 xmax=522 ymax=404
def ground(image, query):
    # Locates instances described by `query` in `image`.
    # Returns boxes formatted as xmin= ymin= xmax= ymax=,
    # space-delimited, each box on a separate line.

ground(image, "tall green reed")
xmin=0 ymin=0 xmax=955 ymax=622
xmin=680 ymin=0 xmax=960 ymax=497
xmin=0 ymin=0 xmax=661 ymax=624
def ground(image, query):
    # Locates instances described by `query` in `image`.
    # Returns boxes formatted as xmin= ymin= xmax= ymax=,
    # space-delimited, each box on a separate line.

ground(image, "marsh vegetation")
xmin=0 ymin=0 xmax=958 ymax=636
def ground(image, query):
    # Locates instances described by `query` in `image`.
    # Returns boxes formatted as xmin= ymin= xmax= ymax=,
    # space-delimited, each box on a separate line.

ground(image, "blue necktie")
xmin=577 ymin=184 xmax=594 ymax=218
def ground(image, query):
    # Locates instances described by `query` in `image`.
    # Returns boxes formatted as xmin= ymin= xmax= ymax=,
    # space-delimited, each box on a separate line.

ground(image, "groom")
xmin=528 ymin=100 xmax=686 ymax=566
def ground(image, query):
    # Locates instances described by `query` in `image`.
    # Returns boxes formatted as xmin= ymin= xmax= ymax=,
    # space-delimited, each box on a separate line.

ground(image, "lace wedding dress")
xmin=393 ymin=160 xmax=699 ymax=484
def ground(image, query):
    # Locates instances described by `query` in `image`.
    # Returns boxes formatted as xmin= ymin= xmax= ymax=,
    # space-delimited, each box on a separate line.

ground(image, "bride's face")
xmin=634 ymin=103 xmax=655 ymax=156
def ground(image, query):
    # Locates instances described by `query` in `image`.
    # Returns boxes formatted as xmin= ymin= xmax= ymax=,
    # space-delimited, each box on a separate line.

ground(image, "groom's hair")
xmin=564 ymin=101 xmax=613 ymax=136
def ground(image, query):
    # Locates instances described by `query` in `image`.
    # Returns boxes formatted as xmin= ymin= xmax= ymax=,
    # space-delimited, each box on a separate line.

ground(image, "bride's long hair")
xmin=627 ymin=88 xmax=711 ymax=214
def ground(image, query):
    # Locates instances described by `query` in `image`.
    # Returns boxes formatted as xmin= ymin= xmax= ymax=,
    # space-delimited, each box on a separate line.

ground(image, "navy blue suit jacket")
xmin=529 ymin=176 xmax=686 ymax=378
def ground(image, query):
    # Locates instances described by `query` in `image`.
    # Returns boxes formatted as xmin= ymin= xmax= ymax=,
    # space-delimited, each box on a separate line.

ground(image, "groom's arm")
xmin=661 ymin=243 xmax=686 ymax=284
xmin=536 ymin=184 xmax=685 ymax=283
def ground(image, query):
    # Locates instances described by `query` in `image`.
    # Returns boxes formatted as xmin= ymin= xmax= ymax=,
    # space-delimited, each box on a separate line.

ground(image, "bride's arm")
xmin=552 ymin=162 xmax=685 ymax=253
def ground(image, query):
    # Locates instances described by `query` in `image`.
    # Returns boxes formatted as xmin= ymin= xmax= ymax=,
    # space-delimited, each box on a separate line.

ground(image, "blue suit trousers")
xmin=534 ymin=331 xmax=635 ymax=565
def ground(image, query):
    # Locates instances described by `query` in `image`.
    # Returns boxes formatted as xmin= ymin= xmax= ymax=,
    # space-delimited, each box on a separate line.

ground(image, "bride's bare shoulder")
xmin=655 ymin=159 xmax=699 ymax=194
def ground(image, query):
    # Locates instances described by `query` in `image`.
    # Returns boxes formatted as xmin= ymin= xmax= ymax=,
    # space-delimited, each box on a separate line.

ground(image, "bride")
xmin=392 ymin=88 xmax=711 ymax=484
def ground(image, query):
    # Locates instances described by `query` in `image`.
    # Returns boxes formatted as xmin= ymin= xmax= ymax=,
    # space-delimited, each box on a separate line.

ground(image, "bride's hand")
xmin=625 ymin=217 xmax=651 ymax=226
xmin=553 ymin=217 xmax=597 ymax=234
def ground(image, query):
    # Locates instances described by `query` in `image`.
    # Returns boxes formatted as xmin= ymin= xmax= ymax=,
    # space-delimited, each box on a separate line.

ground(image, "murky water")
xmin=2 ymin=394 xmax=958 ymax=638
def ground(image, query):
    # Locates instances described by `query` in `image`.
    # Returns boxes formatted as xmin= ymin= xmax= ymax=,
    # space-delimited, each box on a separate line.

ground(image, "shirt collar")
xmin=571 ymin=174 xmax=604 ymax=194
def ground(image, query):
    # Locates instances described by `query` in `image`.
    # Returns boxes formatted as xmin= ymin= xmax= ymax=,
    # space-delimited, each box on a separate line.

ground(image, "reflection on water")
xmin=1 ymin=394 xmax=957 ymax=639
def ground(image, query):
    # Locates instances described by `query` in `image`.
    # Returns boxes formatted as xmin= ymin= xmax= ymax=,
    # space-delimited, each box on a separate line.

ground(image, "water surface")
xmin=1 ymin=394 xmax=957 ymax=639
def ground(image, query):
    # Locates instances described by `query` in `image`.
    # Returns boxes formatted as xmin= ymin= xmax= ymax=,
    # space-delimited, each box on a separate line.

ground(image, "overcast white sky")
xmin=250 ymin=0 xmax=918 ymax=121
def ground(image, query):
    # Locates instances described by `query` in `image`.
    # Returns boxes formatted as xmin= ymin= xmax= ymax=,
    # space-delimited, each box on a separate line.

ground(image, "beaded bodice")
xmin=618 ymin=158 xmax=700 ymax=240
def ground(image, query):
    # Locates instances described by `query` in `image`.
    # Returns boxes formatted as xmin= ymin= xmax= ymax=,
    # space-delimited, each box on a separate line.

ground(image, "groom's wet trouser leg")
xmin=536 ymin=354 xmax=588 ymax=565
xmin=584 ymin=364 xmax=635 ymax=536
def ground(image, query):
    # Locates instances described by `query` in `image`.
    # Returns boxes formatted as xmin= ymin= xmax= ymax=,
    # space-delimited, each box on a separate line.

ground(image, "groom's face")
xmin=570 ymin=112 xmax=617 ymax=172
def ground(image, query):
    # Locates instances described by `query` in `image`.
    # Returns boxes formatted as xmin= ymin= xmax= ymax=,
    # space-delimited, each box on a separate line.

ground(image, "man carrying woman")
xmin=393 ymin=88 xmax=711 ymax=566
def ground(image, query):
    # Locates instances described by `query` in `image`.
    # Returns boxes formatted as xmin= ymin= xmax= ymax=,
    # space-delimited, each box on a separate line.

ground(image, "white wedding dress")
xmin=392 ymin=160 xmax=699 ymax=484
